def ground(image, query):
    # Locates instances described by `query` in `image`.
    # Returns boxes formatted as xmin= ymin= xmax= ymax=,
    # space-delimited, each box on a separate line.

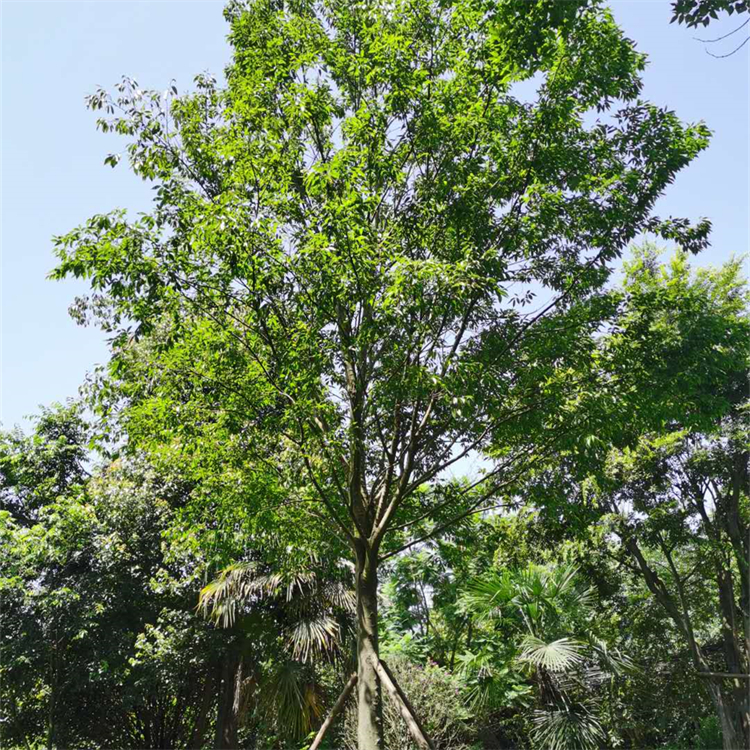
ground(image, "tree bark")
xmin=704 ymin=681 xmax=745 ymax=750
xmin=214 ymin=652 xmax=242 ymax=750
xmin=355 ymin=543 xmax=383 ymax=750
xmin=190 ymin=672 xmax=216 ymax=749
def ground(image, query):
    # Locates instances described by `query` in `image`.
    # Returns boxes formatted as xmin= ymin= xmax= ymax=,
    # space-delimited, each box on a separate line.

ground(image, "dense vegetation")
xmin=2 ymin=1 xmax=747 ymax=749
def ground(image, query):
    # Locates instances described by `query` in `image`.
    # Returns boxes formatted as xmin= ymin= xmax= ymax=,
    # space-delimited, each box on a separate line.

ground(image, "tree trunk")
xmin=214 ymin=652 xmax=242 ymax=750
xmin=623 ymin=534 xmax=750 ymax=748
xmin=705 ymin=682 xmax=745 ymax=750
xmin=355 ymin=543 xmax=383 ymax=750
xmin=190 ymin=672 xmax=216 ymax=749
xmin=715 ymin=563 xmax=750 ymax=748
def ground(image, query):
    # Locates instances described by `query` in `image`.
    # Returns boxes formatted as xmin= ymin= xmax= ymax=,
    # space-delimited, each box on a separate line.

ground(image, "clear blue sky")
xmin=1 ymin=1 xmax=748 ymax=430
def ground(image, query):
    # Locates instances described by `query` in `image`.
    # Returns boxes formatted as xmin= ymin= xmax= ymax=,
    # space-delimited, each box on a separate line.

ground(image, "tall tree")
xmin=52 ymin=1 xmax=710 ymax=745
xmin=526 ymin=249 xmax=750 ymax=749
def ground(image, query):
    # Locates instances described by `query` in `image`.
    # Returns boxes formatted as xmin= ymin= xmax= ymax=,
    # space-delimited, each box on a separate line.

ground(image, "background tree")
xmin=0 ymin=402 xmax=90 ymax=527
xmin=671 ymin=0 xmax=748 ymax=27
xmin=0 ymin=410 xmax=224 ymax=749
xmin=0 ymin=406 xmax=352 ymax=750
xmin=523 ymin=249 xmax=750 ymax=749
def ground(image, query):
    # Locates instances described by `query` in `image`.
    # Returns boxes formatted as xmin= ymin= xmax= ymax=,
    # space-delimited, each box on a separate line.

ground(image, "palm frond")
xmin=198 ymin=562 xmax=262 ymax=627
xmin=460 ymin=570 xmax=514 ymax=620
xmin=455 ymin=650 xmax=512 ymax=710
xmin=320 ymin=580 xmax=357 ymax=613
xmin=588 ymin=635 xmax=637 ymax=676
xmin=519 ymin=636 xmax=586 ymax=672
xmin=531 ymin=703 xmax=605 ymax=750
xmin=288 ymin=615 xmax=341 ymax=663
xmin=262 ymin=661 xmax=324 ymax=740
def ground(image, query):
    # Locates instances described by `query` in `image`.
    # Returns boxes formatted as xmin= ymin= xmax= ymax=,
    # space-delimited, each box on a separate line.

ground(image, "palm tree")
xmin=460 ymin=563 xmax=631 ymax=750
xmin=198 ymin=557 xmax=356 ymax=746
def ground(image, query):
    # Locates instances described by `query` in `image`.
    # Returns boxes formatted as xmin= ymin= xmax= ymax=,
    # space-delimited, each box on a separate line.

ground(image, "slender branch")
xmin=380 ymin=500 xmax=515 ymax=561
xmin=706 ymin=36 xmax=750 ymax=57
xmin=695 ymin=18 xmax=749 ymax=42
xmin=303 ymin=456 xmax=356 ymax=547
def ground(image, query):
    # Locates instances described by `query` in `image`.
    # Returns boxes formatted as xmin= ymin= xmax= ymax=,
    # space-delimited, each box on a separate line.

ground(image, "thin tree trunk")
xmin=190 ymin=672 xmax=216 ymax=749
xmin=355 ymin=543 xmax=383 ymax=750
xmin=214 ymin=652 xmax=242 ymax=750
xmin=715 ymin=565 xmax=750 ymax=748
xmin=627 ymin=533 xmax=750 ymax=749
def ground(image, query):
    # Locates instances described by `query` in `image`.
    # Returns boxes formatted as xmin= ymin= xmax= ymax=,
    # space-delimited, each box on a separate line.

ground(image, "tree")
xmin=52 ymin=1 xmax=711 ymax=745
xmin=0 ymin=402 xmax=90 ymax=526
xmin=0 ymin=405 xmax=352 ymax=750
xmin=596 ymin=421 xmax=750 ymax=748
xmin=525 ymin=249 xmax=750 ymax=749
xmin=0 ymin=410 xmax=225 ymax=750
xmin=461 ymin=563 xmax=631 ymax=750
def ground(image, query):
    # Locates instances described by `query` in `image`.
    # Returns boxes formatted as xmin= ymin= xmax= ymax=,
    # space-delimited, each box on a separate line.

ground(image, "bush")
xmin=338 ymin=656 xmax=474 ymax=750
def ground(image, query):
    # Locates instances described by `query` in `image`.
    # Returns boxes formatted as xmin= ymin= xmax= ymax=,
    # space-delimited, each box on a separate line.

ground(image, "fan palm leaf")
xmin=288 ymin=615 xmax=341 ymax=663
xmin=519 ymin=636 xmax=586 ymax=672
xmin=530 ymin=703 xmax=605 ymax=750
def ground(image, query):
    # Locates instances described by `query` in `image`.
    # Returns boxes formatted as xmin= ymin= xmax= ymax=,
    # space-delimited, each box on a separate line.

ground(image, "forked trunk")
xmin=355 ymin=543 xmax=383 ymax=750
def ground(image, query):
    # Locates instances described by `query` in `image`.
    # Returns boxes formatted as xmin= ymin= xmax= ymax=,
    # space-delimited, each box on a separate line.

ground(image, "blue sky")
xmin=1 ymin=0 xmax=748 ymax=430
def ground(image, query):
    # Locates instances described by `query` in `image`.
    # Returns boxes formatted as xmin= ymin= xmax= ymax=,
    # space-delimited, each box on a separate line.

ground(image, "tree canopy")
xmin=49 ymin=1 xmax=715 ymax=746
xmin=2 ymin=1 xmax=746 ymax=748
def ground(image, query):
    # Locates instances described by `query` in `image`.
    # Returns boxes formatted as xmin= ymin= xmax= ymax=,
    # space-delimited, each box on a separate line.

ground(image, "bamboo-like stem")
xmin=309 ymin=673 xmax=358 ymax=750
xmin=369 ymin=656 xmax=436 ymax=750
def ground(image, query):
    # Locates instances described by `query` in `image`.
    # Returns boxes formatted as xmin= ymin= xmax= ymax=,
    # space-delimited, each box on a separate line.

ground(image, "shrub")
xmin=339 ymin=656 xmax=474 ymax=750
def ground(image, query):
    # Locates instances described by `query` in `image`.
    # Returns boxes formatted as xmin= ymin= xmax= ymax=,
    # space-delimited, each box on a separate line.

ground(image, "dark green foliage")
xmin=516 ymin=250 xmax=750 ymax=749
xmin=0 ymin=413 xmax=224 ymax=749
xmin=0 ymin=402 xmax=89 ymax=526
xmin=671 ymin=0 xmax=748 ymax=27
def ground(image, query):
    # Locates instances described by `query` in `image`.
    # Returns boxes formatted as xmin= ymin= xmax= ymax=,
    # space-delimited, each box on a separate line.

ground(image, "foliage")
xmin=521 ymin=250 xmax=750 ymax=750
xmin=530 ymin=703 xmax=605 ymax=750
xmin=671 ymin=0 xmax=748 ymax=28
xmin=0 ymin=401 xmax=90 ymax=526
xmin=0 ymin=409 xmax=223 ymax=749
xmin=198 ymin=556 xmax=357 ymax=743
xmin=0 ymin=409 xmax=347 ymax=749
xmin=52 ymin=0 xmax=712 ymax=565
xmin=340 ymin=656 xmax=474 ymax=750
xmin=6 ymin=0 xmax=746 ymax=742
xmin=461 ymin=562 xmax=631 ymax=749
